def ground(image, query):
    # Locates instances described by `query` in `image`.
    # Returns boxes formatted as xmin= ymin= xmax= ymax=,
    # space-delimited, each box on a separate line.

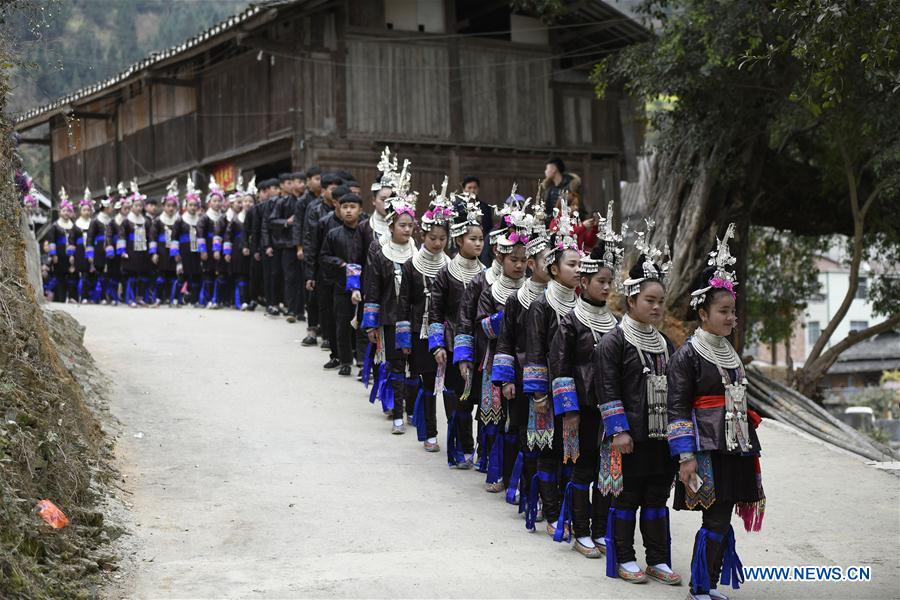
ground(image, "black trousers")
xmin=570 ymin=407 xmax=611 ymax=540
xmin=265 ymin=252 xmax=281 ymax=307
xmin=537 ymin=422 xmax=564 ymax=524
xmin=273 ymin=248 xmax=300 ymax=313
xmin=443 ymin=356 xmax=475 ymax=454
xmin=318 ymin=279 xmax=336 ymax=358
xmin=249 ymin=255 xmax=264 ymax=304
xmin=333 ymin=291 xmax=356 ymax=365
xmin=419 ymin=371 xmax=440 ymax=439
xmin=296 ymin=259 xmax=307 ymax=318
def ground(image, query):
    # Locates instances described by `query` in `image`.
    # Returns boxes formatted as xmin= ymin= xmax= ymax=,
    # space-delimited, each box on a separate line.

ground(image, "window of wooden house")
xmin=385 ymin=0 xmax=446 ymax=33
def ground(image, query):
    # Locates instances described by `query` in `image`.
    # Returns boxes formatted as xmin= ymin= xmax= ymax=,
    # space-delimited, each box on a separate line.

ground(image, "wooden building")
xmin=14 ymin=0 xmax=647 ymax=211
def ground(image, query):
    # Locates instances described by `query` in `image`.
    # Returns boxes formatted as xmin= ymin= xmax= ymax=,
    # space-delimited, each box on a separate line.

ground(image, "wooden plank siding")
xmin=345 ymin=39 xmax=451 ymax=140
xmin=201 ymin=52 xmax=269 ymax=158
xmin=153 ymin=114 xmax=198 ymax=173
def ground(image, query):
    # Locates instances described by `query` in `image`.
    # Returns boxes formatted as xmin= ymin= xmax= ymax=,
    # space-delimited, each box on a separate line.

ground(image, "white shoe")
xmin=80 ymin=299 xmax=88 ymax=304
xmin=100 ymin=300 xmax=108 ymax=306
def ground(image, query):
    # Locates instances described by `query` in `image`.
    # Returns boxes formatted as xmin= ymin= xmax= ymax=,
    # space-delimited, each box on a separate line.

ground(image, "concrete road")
xmin=60 ymin=304 xmax=900 ymax=599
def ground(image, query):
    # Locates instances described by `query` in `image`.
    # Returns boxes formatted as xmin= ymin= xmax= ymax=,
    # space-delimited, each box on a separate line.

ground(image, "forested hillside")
xmin=10 ymin=0 xmax=251 ymax=115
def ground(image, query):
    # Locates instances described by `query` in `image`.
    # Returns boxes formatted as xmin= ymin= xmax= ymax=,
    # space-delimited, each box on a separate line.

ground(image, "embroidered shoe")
xmin=455 ymin=458 xmax=473 ymax=470
xmin=407 ymin=415 xmax=415 ymax=426
xmin=424 ymin=441 xmax=440 ymax=452
xmin=485 ymin=482 xmax=505 ymax=493
xmin=391 ymin=423 xmax=406 ymax=435
xmin=616 ymin=565 xmax=648 ymax=583
xmin=286 ymin=313 xmax=296 ymax=323
xmin=592 ymin=538 xmax=607 ymax=555
xmin=708 ymin=589 xmax=729 ymax=600
xmin=546 ymin=521 xmax=568 ymax=537
xmin=646 ymin=565 xmax=682 ymax=585
xmin=572 ymin=540 xmax=602 ymax=558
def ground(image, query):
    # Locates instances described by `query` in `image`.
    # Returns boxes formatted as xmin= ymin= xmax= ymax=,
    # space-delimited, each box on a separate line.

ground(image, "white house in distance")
xmin=752 ymin=241 xmax=898 ymax=392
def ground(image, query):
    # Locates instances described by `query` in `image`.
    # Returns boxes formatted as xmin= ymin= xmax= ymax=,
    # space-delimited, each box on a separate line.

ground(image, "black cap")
xmin=278 ymin=173 xmax=293 ymax=182
xmin=346 ymin=180 xmax=360 ymax=190
xmin=338 ymin=192 xmax=363 ymax=205
xmin=291 ymin=171 xmax=307 ymax=181
xmin=261 ymin=178 xmax=280 ymax=190
xmin=306 ymin=165 xmax=322 ymax=178
xmin=335 ymin=170 xmax=355 ymax=183
xmin=462 ymin=175 xmax=480 ymax=187
xmin=146 ymin=197 xmax=159 ymax=205
xmin=321 ymin=173 xmax=343 ymax=187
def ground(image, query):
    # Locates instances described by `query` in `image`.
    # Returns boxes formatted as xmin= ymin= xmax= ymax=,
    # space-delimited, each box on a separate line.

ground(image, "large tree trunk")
xmin=642 ymin=138 xmax=766 ymax=350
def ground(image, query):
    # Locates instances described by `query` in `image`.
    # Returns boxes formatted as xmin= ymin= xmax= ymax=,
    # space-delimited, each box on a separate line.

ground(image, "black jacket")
xmin=363 ymin=240 xmax=404 ymax=327
xmin=305 ymin=211 xmax=341 ymax=282
xmin=551 ymin=310 xmax=616 ymax=413
xmin=292 ymin=190 xmax=316 ymax=247
xmin=320 ymin=224 xmax=367 ymax=291
xmin=427 ymin=266 xmax=470 ymax=352
xmin=594 ymin=325 xmax=675 ymax=442
xmin=667 ymin=341 xmax=762 ymax=454
xmin=263 ymin=193 xmax=299 ymax=249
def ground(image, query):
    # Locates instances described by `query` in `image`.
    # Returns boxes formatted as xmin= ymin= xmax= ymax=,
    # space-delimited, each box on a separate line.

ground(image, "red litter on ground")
xmin=36 ymin=500 xmax=69 ymax=529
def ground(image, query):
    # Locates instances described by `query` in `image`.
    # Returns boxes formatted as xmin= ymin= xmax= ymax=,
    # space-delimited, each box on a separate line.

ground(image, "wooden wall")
xmin=346 ymin=39 xmax=451 ymax=139
xmin=458 ymin=45 xmax=554 ymax=147
xmin=201 ymin=52 xmax=269 ymax=158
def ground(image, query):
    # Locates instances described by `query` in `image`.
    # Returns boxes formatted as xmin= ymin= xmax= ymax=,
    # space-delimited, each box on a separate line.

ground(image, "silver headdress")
xmin=228 ymin=174 xmax=244 ymax=203
xmin=117 ymin=181 xmax=130 ymax=208
xmin=495 ymin=184 xmax=534 ymax=254
xmin=128 ymin=179 xmax=146 ymax=204
xmin=245 ymin=176 xmax=258 ymax=197
xmin=373 ymin=146 xmax=400 ymax=192
xmin=101 ymin=184 xmax=113 ymax=208
xmin=422 ymin=176 xmax=456 ymax=232
xmin=580 ymin=201 xmax=624 ymax=277
xmin=384 ymin=159 xmax=417 ymax=224
xmin=525 ymin=182 xmax=550 ymax=257
xmin=623 ymin=219 xmax=672 ymax=296
xmin=80 ymin=186 xmax=93 ymax=208
xmin=207 ymin=175 xmax=223 ymax=202
xmin=164 ymin=178 xmax=180 ymax=204
xmin=450 ymin=191 xmax=483 ymax=238
xmin=184 ymin=175 xmax=201 ymax=204
xmin=690 ymin=222 xmax=738 ymax=310
xmin=544 ymin=191 xmax=581 ymax=267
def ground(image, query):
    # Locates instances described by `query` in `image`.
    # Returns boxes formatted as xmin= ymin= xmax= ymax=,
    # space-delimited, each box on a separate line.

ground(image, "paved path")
xmin=60 ymin=305 xmax=899 ymax=599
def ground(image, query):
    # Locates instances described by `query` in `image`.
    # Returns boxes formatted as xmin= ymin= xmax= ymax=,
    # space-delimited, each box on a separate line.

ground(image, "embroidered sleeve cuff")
xmin=345 ymin=263 xmax=362 ymax=291
xmin=48 ymin=243 xmax=57 ymax=256
xmin=523 ymin=364 xmax=549 ymax=394
xmin=94 ymin=236 xmax=106 ymax=246
xmin=427 ymin=322 xmax=445 ymax=351
xmin=480 ymin=310 xmax=504 ymax=339
xmin=396 ymin=321 xmax=412 ymax=350
xmin=552 ymin=377 xmax=579 ymax=414
xmin=212 ymin=236 xmax=223 ymax=252
xmin=452 ymin=334 xmax=474 ymax=364
xmin=361 ymin=303 xmax=380 ymax=329
xmin=105 ymin=245 xmax=114 ymax=258
xmin=223 ymin=242 xmax=233 ymax=255
xmin=116 ymin=239 xmax=126 ymax=255
xmin=85 ymin=246 xmax=95 ymax=259
xmin=168 ymin=242 xmax=180 ymax=257
xmin=65 ymin=245 xmax=76 ymax=257
xmin=600 ymin=401 xmax=629 ymax=435
xmin=667 ymin=418 xmax=696 ymax=455
xmin=491 ymin=353 xmax=516 ymax=383
xmin=197 ymin=239 xmax=208 ymax=253
xmin=149 ymin=242 xmax=158 ymax=254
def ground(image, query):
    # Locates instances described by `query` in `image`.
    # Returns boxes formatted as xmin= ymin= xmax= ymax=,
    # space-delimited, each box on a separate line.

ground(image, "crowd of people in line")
xmin=23 ymin=149 xmax=765 ymax=599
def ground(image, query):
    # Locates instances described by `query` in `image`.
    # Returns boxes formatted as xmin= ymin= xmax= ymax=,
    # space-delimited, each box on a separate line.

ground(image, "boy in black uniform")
xmin=319 ymin=192 xmax=366 ymax=375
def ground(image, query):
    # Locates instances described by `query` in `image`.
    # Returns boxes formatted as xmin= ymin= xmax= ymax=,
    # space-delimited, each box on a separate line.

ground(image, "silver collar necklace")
xmin=491 ymin=273 xmax=524 ymax=305
xmin=545 ymin=279 xmax=576 ymax=318
xmin=517 ymin=278 xmax=547 ymax=310
xmin=574 ymin=296 xmax=616 ymax=335
xmin=690 ymin=327 xmax=742 ymax=369
xmin=621 ymin=313 xmax=666 ymax=355
xmin=447 ymin=254 xmax=484 ymax=286
xmin=412 ymin=247 xmax=447 ymax=278
xmin=381 ymin=239 xmax=415 ymax=264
